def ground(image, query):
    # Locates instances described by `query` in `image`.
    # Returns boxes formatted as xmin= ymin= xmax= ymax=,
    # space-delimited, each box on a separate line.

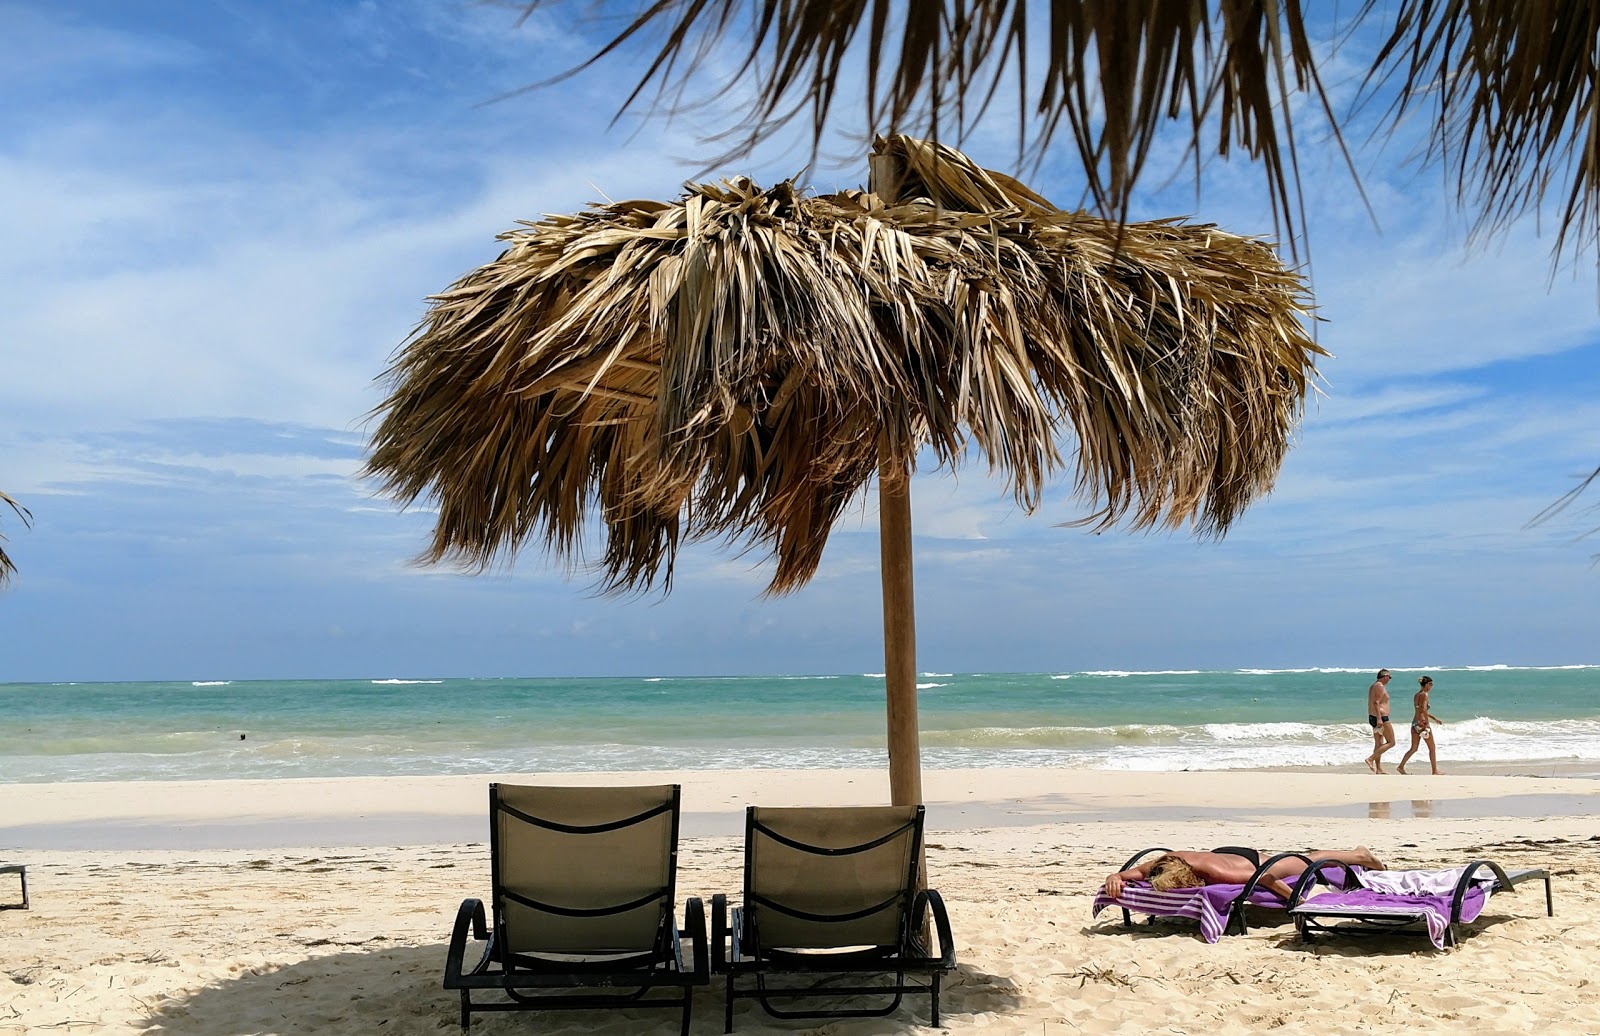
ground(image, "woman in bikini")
xmin=1397 ymin=675 xmax=1443 ymax=775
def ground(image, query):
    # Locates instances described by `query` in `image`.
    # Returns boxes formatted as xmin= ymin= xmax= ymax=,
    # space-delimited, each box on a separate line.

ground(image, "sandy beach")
xmin=4 ymin=768 xmax=1599 ymax=1034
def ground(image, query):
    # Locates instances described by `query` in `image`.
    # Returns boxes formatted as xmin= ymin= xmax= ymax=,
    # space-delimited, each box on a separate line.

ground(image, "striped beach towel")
xmin=1091 ymin=880 xmax=1293 ymax=944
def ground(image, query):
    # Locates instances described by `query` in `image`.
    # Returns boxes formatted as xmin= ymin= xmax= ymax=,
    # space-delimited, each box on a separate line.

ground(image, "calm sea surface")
xmin=3 ymin=666 xmax=1598 ymax=782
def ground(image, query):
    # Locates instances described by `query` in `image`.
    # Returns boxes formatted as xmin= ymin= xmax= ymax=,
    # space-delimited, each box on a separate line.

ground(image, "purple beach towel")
xmin=1091 ymin=879 xmax=1297 ymax=944
xmin=1292 ymin=887 xmax=1489 ymax=948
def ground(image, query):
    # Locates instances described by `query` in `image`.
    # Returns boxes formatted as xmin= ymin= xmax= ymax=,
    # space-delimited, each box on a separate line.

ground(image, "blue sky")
xmin=3 ymin=1 xmax=1599 ymax=682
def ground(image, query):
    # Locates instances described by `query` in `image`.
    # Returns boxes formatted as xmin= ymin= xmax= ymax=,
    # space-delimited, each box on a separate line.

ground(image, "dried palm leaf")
xmin=365 ymin=134 xmax=1320 ymax=595
xmin=522 ymin=0 xmax=1600 ymax=265
xmin=0 ymin=490 xmax=29 ymax=588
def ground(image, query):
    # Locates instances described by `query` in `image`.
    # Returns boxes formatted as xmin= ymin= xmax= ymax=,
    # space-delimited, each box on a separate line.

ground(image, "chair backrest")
xmin=490 ymin=783 xmax=680 ymax=955
xmin=744 ymin=805 xmax=923 ymax=951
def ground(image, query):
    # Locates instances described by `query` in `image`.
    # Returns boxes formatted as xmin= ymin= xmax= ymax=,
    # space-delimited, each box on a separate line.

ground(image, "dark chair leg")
xmin=931 ymin=971 xmax=942 ymax=1027
xmin=725 ymin=975 xmax=736 ymax=1033
xmin=459 ymin=990 xmax=471 ymax=1033
xmin=680 ymin=986 xmax=693 ymax=1036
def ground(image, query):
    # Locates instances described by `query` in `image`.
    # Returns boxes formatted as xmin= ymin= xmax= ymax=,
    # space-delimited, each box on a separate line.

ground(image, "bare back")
xmin=1171 ymin=850 xmax=1258 ymax=886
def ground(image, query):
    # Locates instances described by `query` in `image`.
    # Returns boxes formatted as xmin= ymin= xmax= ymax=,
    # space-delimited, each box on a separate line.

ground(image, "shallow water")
xmin=4 ymin=665 xmax=1597 ymax=781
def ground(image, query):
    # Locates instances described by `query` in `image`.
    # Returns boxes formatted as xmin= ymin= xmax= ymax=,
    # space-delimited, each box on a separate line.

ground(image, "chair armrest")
xmin=1454 ymin=860 xmax=1515 ymax=922
xmin=1220 ymin=852 xmax=1307 ymax=936
xmin=1114 ymin=847 xmax=1172 ymax=925
xmin=1241 ymin=852 xmax=1311 ymax=903
xmin=682 ymin=896 xmax=710 ymax=983
xmin=444 ymin=898 xmax=490 ymax=986
xmin=1118 ymin=846 xmax=1172 ymax=871
xmin=1288 ymin=858 xmax=1358 ymax=907
xmin=911 ymin=888 xmax=957 ymax=969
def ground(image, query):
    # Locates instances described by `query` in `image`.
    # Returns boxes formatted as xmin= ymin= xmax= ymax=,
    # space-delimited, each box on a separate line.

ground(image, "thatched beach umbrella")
xmin=365 ymin=135 xmax=1321 ymax=806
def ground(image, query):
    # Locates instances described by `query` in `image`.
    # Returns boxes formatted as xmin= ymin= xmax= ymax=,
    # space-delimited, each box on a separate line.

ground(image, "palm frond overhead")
xmin=0 ymin=490 xmax=30 ymax=588
xmin=365 ymin=135 xmax=1320 ymax=595
xmin=523 ymin=0 xmax=1600 ymax=264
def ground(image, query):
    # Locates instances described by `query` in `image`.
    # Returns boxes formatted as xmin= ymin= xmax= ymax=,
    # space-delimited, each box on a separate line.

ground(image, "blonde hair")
xmin=1148 ymin=854 xmax=1203 ymax=891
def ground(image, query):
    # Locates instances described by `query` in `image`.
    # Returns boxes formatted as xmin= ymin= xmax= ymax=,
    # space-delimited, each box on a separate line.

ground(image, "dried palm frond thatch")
xmin=365 ymin=135 xmax=1321 ymax=596
xmin=521 ymin=0 xmax=1600 ymax=265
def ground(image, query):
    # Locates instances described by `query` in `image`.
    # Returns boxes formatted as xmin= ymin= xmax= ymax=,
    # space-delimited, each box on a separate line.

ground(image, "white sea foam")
xmin=915 ymin=682 xmax=948 ymax=690
xmin=369 ymin=679 xmax=444 ymax=685
xmin=1080 ymin=669 xmax=1203 ymax=677
xmin=1201 ymin=721 xmax=1335 ymax=741
xmin=190 ymin=681 xmax=231 ymax=686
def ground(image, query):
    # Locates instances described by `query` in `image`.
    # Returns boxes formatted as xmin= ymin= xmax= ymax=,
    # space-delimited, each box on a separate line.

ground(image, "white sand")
xmin=3 ymin=769 xmax=1598 ymax=1034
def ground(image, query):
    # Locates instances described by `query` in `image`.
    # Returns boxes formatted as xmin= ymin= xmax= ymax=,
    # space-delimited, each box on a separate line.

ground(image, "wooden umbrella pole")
xmin=869 ymin=145 xmax=924 ymax=812
xmin=878 ymin=453 xmax=923 ymax=808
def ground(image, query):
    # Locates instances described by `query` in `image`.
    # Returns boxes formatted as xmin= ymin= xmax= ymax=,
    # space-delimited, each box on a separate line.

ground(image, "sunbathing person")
xmin=1102 ymin=846 xmax=1384 ymax=902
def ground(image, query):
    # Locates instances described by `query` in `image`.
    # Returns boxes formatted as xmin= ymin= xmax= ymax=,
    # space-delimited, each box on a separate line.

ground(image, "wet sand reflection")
xmin=1368 ymin=799 xmax=1434 ymax=819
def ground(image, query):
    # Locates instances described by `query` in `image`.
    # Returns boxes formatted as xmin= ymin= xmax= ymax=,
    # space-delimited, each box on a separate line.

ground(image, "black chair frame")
xmin=1291 ymin=858 xmax=1553 ymax=948
xmin=712 ymin=806 xmax=956 ymax=1033
xmin=444 ymin=785 xmax=710 ymax=1035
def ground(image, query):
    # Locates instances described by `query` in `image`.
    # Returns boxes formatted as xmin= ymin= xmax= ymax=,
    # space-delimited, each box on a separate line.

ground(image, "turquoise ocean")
xmin=3 ymin=665 xmax=1599 ymax=783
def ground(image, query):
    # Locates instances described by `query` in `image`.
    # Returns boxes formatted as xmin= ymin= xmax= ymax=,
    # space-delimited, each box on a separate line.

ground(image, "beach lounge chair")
xmin=712 ymin=804 xmax=956 ymax=1032
xmin=1 ymin=863 xmax=25 ymax=910
xmin=443 ymin=783 xmax=709 ymax=1034
xmin=1091 ymin=846 xmax=1356 ymax=942
xmin=1288 ymin=859 xmax=1553 ymax=948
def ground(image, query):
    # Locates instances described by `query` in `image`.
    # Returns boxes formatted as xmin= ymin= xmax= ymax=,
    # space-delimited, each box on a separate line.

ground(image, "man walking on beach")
xmin=1364 ymin=669 xmax=1395 ymax=773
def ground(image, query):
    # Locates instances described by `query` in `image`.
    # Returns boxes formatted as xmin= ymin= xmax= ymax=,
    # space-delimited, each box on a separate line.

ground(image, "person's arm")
xmin=1104 ymin=863 xmax=1153 ymax=898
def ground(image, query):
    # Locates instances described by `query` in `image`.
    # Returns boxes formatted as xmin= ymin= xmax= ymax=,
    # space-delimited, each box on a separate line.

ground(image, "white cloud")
xmin=2 ymin=4 xmax=1598 ymax=681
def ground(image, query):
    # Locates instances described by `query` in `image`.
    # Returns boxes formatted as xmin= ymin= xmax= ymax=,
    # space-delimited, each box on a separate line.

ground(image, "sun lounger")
xmin=1 ymin=863 xmax=25 ymax=910
xmin=712 ymin=804 xmax=956 ymax=1032
xmin=1091 ymin=846 xmax=1358 ymax=942
xmin=1288 ymin=859 xmax=1553 ymax=948
xmin=443 ymin=784 xmax=709 ymax=1034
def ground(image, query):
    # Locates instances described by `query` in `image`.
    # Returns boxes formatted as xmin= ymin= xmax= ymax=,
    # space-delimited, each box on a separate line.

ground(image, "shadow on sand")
xmin=139 ymin=943 xmax=1021 ymax=1035
xmin=1275 ymin=909 xmax=1524 ymax=955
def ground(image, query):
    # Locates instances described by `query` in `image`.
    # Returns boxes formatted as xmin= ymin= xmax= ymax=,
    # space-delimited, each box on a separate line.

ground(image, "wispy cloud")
xmin=1 ymin=3 xmax=1596 ymax=681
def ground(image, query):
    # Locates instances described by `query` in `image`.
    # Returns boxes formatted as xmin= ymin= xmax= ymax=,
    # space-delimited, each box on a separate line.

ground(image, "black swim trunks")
xmin=1367 ymin=714 xmax=1390 ymax=728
